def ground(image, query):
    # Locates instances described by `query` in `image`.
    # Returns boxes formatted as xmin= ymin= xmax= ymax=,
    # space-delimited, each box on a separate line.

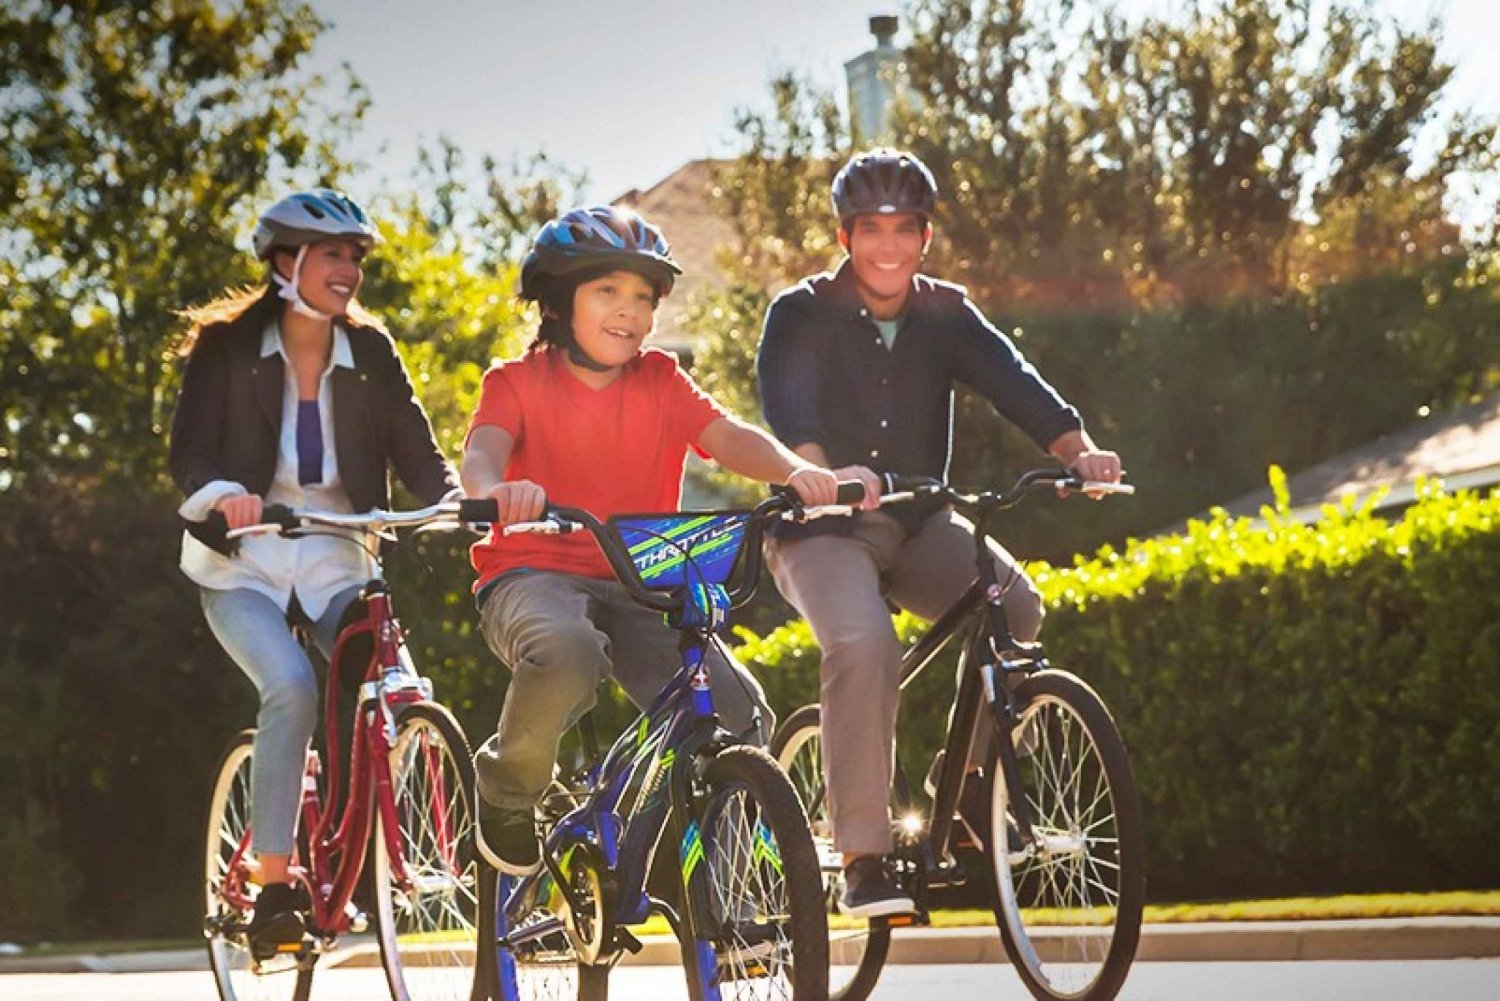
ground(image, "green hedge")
xmin=735 ymin=470 xmax=1500 ymax=900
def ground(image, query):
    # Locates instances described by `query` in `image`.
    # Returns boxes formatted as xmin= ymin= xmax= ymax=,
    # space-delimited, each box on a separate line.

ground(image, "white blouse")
xmin=178 ymin=321 xmax=376 ymax=619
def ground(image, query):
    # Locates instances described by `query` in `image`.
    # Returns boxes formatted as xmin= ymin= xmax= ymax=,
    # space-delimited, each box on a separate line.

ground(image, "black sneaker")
xmin=838 ymin=856 xmax=915 ymax=918
xmin=476 ymin=798 xmax=541 ymax=876
xmin=246 ymin=882 xmax=305 ymax=954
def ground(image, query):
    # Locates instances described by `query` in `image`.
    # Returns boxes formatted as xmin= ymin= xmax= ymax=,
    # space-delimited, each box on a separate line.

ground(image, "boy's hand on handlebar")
xmin=1065 ymin=449 xmax=1124 ymax=499
xmin=483 ymin=480 xmax=547 ymax=525
xmin=214 ymin=493 xmax=264 ymax=530
xmin=786 ymin=465 xmax=841 ymax=507
xmin=832 ymin=465 xmax=882 ymax=510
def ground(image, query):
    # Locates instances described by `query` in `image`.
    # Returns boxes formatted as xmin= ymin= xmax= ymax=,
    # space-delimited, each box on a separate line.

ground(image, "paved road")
xmin=5 ymin=960 xmax=1499 ymax=1000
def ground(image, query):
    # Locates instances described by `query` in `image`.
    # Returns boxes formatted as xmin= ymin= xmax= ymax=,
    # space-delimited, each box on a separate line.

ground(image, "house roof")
xmin=613 ymin=159 xmax=736 ymax=353
xmin=1216 ymin=391 xmax=1500 ymax=523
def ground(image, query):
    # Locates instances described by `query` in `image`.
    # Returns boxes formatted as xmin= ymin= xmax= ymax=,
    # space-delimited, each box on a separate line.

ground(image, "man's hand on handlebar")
xmin=832 ymin=465 xmax=882 ymax=511
xmin=1064 ymin=449 xmax=1124 ymax=500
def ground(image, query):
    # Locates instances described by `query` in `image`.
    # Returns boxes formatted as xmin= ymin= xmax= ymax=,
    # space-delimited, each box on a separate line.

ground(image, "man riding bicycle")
xmin=756 ymin=148 xmax=1123 ymax=917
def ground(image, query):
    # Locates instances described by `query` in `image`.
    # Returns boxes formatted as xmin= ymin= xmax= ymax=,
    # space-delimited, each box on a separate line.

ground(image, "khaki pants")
xmin=473 ymin=570 xmax=774 ymax=814
xmin=766 ymin=509 xmax=1043 ymax=855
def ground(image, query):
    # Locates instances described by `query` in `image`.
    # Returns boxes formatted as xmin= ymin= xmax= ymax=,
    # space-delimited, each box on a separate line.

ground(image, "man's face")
xmin=840 ymin=212 xmax=930 ymax=316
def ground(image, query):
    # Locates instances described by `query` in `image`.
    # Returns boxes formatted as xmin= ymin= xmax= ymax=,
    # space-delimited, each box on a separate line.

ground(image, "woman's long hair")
xmin=176 ymin=268 xmax=387 ymax=357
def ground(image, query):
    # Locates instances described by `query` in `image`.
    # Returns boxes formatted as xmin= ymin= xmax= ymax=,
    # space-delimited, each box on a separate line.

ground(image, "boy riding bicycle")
xmin=756 ymin=149 xmax=1124 ymax=917
xmin=460 ymin=205 xmax=840 ymax=876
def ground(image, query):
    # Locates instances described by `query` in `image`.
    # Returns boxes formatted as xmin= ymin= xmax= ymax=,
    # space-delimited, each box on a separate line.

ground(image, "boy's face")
xmin=839 ymin=212 xmax=930 ymax=316
xmin=571 ymin=269 xmax=657 ymax=368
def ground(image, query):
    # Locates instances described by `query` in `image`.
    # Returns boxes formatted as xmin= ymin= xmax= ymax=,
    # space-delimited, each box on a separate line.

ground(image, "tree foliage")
xmin=0 ymin=0 xmax=365 ymax=489
xmin=0 ymin=2 xmax=577 ymax=939
xmin=689 ymin=0 xmax=1500 ymax=557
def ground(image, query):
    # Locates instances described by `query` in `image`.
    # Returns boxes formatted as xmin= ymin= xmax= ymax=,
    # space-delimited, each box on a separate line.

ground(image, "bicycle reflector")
xmin=609 ymin=513 xmax=748 ymax=591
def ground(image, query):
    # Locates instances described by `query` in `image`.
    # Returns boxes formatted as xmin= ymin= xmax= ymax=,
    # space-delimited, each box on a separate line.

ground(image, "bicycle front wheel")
xmin=682 ymin=745 xmax=829 ymax=1000
xmin=771 ymin=704 xmax=890 ymax=1001
xmin=987 ymin=670 xmax=1145 ymax=1001
xmin=372 ymin=702 xmax=480 ymax=1001
xmin=203 ymin=729 xmax=314 ymax=1001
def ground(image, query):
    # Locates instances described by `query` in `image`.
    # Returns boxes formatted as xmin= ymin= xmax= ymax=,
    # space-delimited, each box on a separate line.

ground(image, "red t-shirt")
xmin=467 ymin=347 xmax=728 ymax=587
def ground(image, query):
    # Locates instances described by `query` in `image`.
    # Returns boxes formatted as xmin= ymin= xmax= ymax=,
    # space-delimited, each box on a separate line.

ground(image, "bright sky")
xmin=307 ymin=0 xmax=1500 ymax=208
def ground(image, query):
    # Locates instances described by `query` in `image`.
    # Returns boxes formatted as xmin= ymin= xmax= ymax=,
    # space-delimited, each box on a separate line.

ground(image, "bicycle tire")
xmin=986 ymin=669 xmax=1145 ymax=1001
xmin=478 ymin=831 xmax=610 ymax=1001
xmin=204 ymin=729 xmax=314 ymax=1001
xmin=372 ymin=701 xmax=481 ymax=1001
xmin=679 ymin=745 xmax=829 ymax=1000
xmin=770 ymin=704 xmax=891 ymax=1001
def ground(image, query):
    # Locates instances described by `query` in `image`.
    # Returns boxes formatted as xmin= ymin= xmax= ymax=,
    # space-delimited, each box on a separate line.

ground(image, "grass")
xmin=876 ymin=890 xmax=1500 ymax=928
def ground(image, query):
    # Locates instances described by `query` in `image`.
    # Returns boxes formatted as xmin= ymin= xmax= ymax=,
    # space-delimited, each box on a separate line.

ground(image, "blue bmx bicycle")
xmin=472 ymin=486 xmax=862 ymax=1001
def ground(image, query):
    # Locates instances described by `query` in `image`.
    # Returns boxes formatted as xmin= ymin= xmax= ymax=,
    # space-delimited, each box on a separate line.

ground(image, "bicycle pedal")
xmin=875 ymin=908 xmax=929 ymax=929
xmin=614 ymin=927 xmax=643 ymax=954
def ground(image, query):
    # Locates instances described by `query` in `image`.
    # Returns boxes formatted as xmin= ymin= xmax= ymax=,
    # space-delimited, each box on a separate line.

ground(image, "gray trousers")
xmin=473 ymin=570 xmax=774 ymax=814
xmin=201 ymin=584 xmax=362 ymax=855
xmin=765 ymin=509 xmax=1043 ymax=855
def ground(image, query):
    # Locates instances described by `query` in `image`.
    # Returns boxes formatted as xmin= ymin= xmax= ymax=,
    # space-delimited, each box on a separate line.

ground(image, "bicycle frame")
xmin=485 ymin=492 xmax=851 ymax=998
xmin=219 ymin=578 xmax=441 ymax=939
xmin=494 ymin=616 xmax=735 ymax=980
xmin=882 ymin=476 xmax=1103 ymax=897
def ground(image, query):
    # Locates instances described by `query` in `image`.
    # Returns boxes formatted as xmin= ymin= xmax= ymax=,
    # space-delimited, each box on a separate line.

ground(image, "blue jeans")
xmin=201 ymin=585 xmax=362 ymax=855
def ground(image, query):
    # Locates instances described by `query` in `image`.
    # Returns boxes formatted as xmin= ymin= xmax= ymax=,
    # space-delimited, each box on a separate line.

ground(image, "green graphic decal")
xmin=681 ymin=819 xmax=704 ymax=884
xmin=753 ymin=822 xmax=782 ymax=873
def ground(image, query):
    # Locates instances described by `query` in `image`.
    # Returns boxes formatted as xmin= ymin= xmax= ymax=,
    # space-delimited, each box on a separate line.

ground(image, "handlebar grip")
xmin=459 ymin=498 xmax=500 ymax=523
xmin=835 ymin=480 xmax=866 ymax=505
xmin=260 ymin=503 xmax=299 ymax=529
xmin=773 ymin=481 xmax=867 ymax=506
xmin=881 ymin=474 xmax=942 ymax=495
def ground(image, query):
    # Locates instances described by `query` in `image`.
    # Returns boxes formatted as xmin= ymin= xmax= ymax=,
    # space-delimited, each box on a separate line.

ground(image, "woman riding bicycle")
xmin=169 ymin=188 xmax=457 ymax=952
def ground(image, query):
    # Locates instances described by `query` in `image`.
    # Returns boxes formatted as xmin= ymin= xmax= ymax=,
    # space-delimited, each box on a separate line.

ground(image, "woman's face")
xmin=570 ymin=269 xmax=658 ymax=369
xmin=276 ymin=237 xmax=367 ymax=315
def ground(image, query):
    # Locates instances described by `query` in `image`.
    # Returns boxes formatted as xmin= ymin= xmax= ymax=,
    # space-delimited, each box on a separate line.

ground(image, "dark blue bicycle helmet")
xmin=519 ymin=205 xmax=682 ymax=305
xmin=831 ymin=148 xmax=938 ymax=225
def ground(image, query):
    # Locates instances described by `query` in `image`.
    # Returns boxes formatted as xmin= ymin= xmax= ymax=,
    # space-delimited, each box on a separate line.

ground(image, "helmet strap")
xmin=272 ymin=245 xmax=334 ymax=321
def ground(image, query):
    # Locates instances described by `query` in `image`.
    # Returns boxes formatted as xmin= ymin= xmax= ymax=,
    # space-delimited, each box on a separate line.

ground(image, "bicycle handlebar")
xmin=214 ymin=499 xmax=500 ymax=544
xmin=469 ymin=481 xmax=868 ymax=615
xmin=878 ymin=467 xmax=1133 ymax=511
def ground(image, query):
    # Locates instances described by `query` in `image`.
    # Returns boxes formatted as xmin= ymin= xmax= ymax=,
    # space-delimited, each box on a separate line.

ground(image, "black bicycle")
xmin=770 ymin=468 xmax=1146 ymax=1001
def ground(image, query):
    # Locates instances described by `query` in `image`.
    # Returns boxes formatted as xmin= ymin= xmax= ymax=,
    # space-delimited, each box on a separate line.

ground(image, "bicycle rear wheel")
xmin=372 ymin=702 xmax=480 ymax=1001
xmin=478 ymin=785 xmax=610 ymax=1001
xmin=770 ymin=704 xmax=890 ymax=1001
xmin=681 ymin=745 xmax=829 ymax=1000
xmin=986 ymin=670 xmax=1145 ymax=1001
xmin=204 ymin=729 xmax=314 ymax=1001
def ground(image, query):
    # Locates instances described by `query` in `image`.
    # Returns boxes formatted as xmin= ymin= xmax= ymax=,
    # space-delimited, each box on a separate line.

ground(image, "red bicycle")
xmin=202 ymin=500 xmax=493 ymax=1001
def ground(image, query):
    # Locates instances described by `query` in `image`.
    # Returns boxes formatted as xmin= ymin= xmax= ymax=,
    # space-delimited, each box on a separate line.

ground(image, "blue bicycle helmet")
xmin=831 ymin=149 xmax=938 ymax=225
xmin=252 ymin=188 xmax=379 ymax=259
xmin=519 ymin=205 xmax=682 ymax=304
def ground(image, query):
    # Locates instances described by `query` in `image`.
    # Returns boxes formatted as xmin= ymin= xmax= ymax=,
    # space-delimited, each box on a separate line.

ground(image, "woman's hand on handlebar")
xmin=832 ymin=464 xmax=882 ymax=510
xmin=481 ymin=480 xmax=547 ymax=525
xmin=214 ymin=493 xmax=264 ymax=531
xmin=785 ymin=465 xmax=842 ymax=507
